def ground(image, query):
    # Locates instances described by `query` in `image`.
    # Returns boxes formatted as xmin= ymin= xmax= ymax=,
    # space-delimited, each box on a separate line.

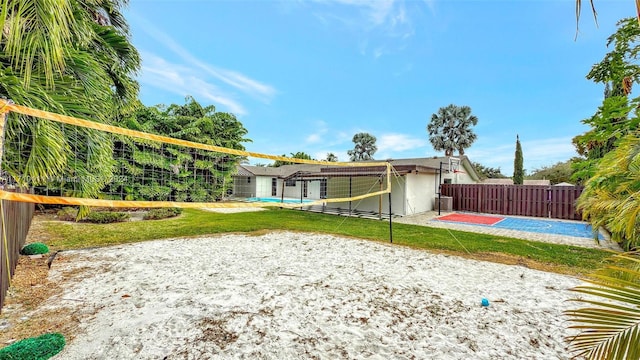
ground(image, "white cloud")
xmin=306 ymin=134 xmax=323 ymax=144
xmin=132 ymin=13 xmax=276 ymax=104
xmin=305 ymin=120 xmax=329 ymax=144
xmin=140 ymin=53 xmax=247 ymax=115
xmin=310 ymin=0 xmax=416 ymax=58
xmin=468 ymin=137 xmax=578 ymax=176
xmin=377 ymin=133 xmax=428 ymax=153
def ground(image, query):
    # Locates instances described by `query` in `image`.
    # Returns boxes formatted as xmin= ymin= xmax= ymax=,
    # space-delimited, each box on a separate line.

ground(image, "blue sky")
xmin=125 ymin=0 xmax=633 ymax=175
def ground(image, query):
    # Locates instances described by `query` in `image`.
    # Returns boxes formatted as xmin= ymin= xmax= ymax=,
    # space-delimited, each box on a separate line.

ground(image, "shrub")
xmin=20 ymin=243 xmax=49 ymax=255
xmin=143 ymin=207 xmax=183 ymax=220
xmin=0 ymin=332 xmax=65 ymax=360
xmin=56 ymin=207 xmax=78 ymax=222
xmin=82 ymin=211 xmax=130 ymax=224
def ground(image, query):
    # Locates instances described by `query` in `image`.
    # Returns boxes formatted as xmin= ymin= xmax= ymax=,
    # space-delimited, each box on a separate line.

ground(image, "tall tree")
xmin=427 ymin=104 xmax=478 ymax=156
xmin=347 ymin=132 xmax=377 ymax=161
xmin=577 ymin=132 xmax=639 ymax=249
xmin=271 ymin=151 xmax=313 ymax=167
xmin=513 ymin=135 xmax=524 ymax=185
xmin=472 ymin=162 xmax=507 ymax=179
xmin=566 ymin=133 xmax=640 ymax=359
xmin=0 ymin=0 xmax=140 ymax=207
xmin=528 ymin=160 xmax=575 ymax=185
xmin=575 ymin=1 xmax=640 ymax=36
xmin=112 ymin=97 xmax=250 ymax=201
xmin=325 ymin=153 xmax=338 ymax=162
xmin=572 ymin=18 xmax=640 ymax=183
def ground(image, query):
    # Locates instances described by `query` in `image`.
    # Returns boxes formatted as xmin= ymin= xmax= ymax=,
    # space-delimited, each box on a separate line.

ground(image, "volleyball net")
xmin=0 ymin=99 xmax=393 ymax=210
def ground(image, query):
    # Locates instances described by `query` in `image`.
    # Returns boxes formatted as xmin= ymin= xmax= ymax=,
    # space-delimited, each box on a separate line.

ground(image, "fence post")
xmin=0 ymin=101 xmax=12 ymax=294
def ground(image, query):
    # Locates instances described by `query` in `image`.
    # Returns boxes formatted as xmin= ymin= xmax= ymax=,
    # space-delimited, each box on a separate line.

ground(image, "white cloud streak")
xmin=132 ymin=13 xmax=276 ymax=108
xmin=468 ymin=137 xmax=578 ymax=176
xmin=377 ymin=133 xmax=428 ymax=153
xmin=311 ymin=0 xmax=415 ymax=58
xmin=140 ymin=53 xmax=247 ymax=115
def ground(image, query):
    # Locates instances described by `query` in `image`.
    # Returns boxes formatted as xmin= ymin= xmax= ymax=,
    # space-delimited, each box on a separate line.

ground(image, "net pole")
xmin=438 ymin=162 xmax=443 ymax=215
xmin=388 ymin=191 xmax=393 ymax=243
xmin=387 ymin=163 xmax=393 ymax=243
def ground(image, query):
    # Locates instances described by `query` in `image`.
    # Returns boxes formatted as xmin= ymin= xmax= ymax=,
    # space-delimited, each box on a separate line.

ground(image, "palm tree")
xmin=576 ymin=132 xmax=640 ymax=250
xmin=565 ymin=250 xmax=640 ymax=359
xmin=427 ymin=104 xmax=478 ymax=156
xmin=348 ymin=132 xmax=377 ymax=161
xmin=0 ymin=0 xmax=140 ymax=210
xmin=575 ymin=1 xmax=640 ymax=33
xmin=564 ymin=133 xmax=640 ymax=359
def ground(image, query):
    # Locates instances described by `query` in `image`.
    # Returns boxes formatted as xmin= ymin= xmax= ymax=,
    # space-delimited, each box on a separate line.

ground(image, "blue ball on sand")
xmin=481 ymin=298 xmax=490 ymax=307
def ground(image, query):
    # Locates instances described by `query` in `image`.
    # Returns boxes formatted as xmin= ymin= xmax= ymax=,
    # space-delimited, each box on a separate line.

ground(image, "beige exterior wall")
xmin=405 ymin=173 xmax=438 ymax=214
xmin=440 ymin=161 xmax=477 ymax=185
xmin=282 ymin=179 xmax=321 ymax=200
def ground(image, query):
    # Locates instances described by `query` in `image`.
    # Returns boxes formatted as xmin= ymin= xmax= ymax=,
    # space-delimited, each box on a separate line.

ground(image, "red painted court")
xmin=436 ymin=213 xmax=505 ymax=226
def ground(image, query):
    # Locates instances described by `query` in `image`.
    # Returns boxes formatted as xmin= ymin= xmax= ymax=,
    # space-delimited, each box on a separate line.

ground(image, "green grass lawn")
xmin=42 ymin=208 xmax=612 ymax=276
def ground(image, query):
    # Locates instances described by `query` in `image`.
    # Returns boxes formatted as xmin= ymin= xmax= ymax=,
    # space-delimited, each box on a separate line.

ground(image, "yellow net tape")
xmin=0 ymin=99 xmax=393 ymax=209
xmin=0 ymin=99 xmax=387 ymax=167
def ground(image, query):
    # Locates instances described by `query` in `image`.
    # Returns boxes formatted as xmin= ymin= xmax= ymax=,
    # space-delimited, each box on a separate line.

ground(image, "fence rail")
xmin=0 ymin=188 xmax=35 ymax=312
xmin=440 ymin=184 xmax=584 ymax=220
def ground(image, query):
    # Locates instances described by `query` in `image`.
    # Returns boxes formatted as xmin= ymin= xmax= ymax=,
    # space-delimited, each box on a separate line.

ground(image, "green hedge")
xmin=143 ymin=207 xmax=183 ymax=220
xmin=83 ymin=211 xmax=130 ymax=224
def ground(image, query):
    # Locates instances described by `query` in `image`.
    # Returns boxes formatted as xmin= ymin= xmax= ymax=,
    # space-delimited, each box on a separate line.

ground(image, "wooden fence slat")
xmin=0 ymin=188 xmax=35 ymax=312
xmin=442 ymin=184 xmax=584 ymax=220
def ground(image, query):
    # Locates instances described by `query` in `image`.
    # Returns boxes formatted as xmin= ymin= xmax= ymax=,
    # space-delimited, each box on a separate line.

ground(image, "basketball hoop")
xmin=448 ymin=157 xmax=461 ymax=173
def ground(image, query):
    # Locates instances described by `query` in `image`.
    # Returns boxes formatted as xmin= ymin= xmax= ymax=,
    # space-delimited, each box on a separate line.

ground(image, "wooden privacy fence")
xmin=440 ymin=184 xmax=584 ymax=220
xmin=0 ymin=188 xmax=35 ymax=312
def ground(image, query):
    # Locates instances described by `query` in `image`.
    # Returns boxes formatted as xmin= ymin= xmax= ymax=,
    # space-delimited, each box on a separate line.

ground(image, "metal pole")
xmin=388 ymin=191 xmax=393 ymax=243
xmin=438 ymin=162 xmax=443 ymax=216
xmin=349 ymin=176 xmax=352 ymax=216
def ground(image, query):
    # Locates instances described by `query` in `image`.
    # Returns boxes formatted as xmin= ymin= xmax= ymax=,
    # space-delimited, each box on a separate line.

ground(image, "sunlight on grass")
xmin=42 ymin=208 xmax=611 ymax=276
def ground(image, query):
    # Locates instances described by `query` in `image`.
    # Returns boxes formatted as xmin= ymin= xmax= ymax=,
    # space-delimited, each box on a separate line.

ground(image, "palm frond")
xmin=566 ymin=251 xmax=640 ymax=359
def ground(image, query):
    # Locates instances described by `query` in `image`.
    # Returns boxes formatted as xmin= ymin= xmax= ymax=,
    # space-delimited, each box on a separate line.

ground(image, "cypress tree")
xmin=513 ymin=135 xmax=524 ymax=185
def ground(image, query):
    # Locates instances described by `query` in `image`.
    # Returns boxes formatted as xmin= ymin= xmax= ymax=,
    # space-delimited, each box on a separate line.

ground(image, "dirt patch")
xmin=0 ymin=214 xmax=94 ymax=346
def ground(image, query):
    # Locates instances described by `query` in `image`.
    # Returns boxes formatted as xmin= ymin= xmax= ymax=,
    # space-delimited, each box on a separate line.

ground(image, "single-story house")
xmin=231 ymin=156 xmax=480 ymax=216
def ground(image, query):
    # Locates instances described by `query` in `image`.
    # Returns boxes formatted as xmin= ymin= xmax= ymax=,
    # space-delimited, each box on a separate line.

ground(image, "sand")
xmin=46 ymin=232 xmax=582 ymax=359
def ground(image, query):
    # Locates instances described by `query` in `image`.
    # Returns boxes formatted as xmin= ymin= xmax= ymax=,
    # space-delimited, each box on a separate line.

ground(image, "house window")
xmin=285 ymin=179 xmax=296 ymax=186
xmin=443 ymin=178 xmax=452 ymax=184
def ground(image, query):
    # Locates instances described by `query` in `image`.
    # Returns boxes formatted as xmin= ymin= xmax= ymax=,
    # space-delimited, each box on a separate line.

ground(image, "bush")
xmin=143 ymin=207 xmax=183 ymax=220
xmin=56 ymin=207 xmax=78 ymax=222
xmin=82 ymin=211 xmax=130 ymax=224
xmin=0 ymin=332 xmax=65 ymax=360
xmin=20 ymin=243 xmax=49 ymax=255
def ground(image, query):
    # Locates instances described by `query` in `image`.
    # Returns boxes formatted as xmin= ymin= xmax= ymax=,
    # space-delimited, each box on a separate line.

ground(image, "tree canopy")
xmin=572 ymin=17 xmax=640 ymax=183
xmin=527 ymin=160 xmax=575 ymax=185
xmin=271 ymin=152 xmax=313 ymax=167
xmin=0 ymin=0 xmax=140 ymax=218
xmin=109 ymin=97 xmax=250 ymax=202
xmin=325 ymin=153 xmax=338 ymax=162
xmin=427 ymin=104 xmax=478 ymax=156
xmin=347 ymin=133 xmax=377 ymax=161
xmin=472 ymin=162 xmax=507 ymax=179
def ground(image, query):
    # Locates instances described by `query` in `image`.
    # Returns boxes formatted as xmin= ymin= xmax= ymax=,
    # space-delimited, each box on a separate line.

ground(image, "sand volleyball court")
xmin=46 ymin=232 xmax=581 ymax=359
